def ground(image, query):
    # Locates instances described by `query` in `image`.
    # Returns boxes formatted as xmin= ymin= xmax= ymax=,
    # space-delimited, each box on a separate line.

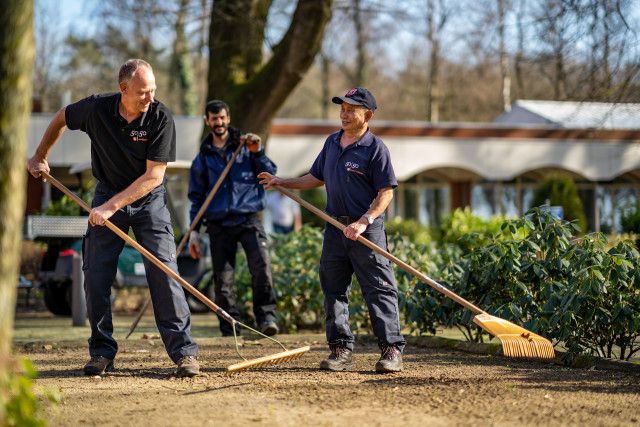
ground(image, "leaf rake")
xmin=273 ymin=185 xmax=555 ymax=360
xmin=40 ymin=171 xmax=310 ymax=373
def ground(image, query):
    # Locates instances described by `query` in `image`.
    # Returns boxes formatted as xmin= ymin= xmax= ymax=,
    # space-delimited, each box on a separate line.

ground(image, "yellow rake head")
xmin=226 ymin=346 xmax=311 ymax=375
xmin=473 ymin=314 xmax=555 ymax=359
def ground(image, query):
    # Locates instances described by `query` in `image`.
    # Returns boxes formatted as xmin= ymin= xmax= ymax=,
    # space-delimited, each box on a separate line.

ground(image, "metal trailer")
xmin=23 ymin=215 xmax=212 ymax=316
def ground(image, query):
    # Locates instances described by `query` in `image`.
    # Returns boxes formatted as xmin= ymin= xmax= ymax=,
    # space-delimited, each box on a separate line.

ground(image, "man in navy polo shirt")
xmin=27 ymin=59 xmax=199 ymax=378
xmin=259 ymin=87 xmax=405 ymax=372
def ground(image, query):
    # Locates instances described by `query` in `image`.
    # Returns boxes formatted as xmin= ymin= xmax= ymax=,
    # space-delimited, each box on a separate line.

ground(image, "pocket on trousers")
xmin=82 ymin=229 xmax=91 ymax=272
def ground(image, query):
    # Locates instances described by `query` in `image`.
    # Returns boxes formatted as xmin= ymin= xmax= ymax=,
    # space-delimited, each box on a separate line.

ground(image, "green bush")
xmin=620 ymin=204 xmax=640 ymax=234
xmin=234 ymin=225 xmax=333 ymax=333
xmin=385 ymin=217 xmax=432 ymax=246
xmin=39 ymin=177 xmax=95 ymax=216
xmin=1 ymin=358 xmax=61 ymax=426
xmin=299 ymin=188 xmax=327 ymax=229
xmin=437 ymin=207 xmax=512 ymax=249
xmin=430 ymin=208 xmax=640 ymax=361
xmin=530 ymin=174 xmax=587 ymax=232
xmin=232 ymin=210 xmax=640 ymax=362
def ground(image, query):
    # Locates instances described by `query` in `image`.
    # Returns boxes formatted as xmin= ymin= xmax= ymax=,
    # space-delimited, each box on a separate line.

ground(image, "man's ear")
xmin=119 ymin=82 xmax=127 ymax=93
xmin=365 ymin=110 xmax=373 ymax=122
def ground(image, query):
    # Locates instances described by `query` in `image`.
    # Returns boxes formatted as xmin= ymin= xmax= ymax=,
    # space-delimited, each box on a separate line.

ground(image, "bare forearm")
xmin=366 ymin=187 xmax=394 ymax=219
xmin=278 ymin=174 xmax=324 ymax=190
xmin=35 ymin=107 xmax=67 ymax=159
xmin=104 ymin=172 xmax=163 ymax=212
xmin=27 ymin=107 xmax=67 ymax=177
xmin=88 ymin=161 xmax=166 ymax=227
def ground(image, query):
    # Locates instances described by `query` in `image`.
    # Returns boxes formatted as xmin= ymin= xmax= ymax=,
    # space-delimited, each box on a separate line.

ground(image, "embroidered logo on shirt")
xmin=345 ymin=161 xmax=364 ymax=175
xmin=130 ymin=130 xmax=148 ymax=142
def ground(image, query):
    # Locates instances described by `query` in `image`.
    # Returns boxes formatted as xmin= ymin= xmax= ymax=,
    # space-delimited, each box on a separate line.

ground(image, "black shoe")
xmin=375 ymin=343 xmax=403 ymax=373
xmin=258 ymin=321 xmax=279 ymax=336
xmin=83 ymin=356 xmax=114 ymax=375
xmin=176 ymin=355 xmax=200 ymax=378
xmin=319 ymin=345 xmax=354 ymax=371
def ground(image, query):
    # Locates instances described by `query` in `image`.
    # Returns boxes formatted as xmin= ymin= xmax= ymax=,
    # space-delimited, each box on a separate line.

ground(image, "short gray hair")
xmin=118 ymin=59 xmax=152 ymax=84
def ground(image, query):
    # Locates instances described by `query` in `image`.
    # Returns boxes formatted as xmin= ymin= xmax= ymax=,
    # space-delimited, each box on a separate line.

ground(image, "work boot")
xmin=176 ymin=355 xmax=200 ymax=378
xmin=319 ymin=345 xmax=354 ymax=371
xmin=258 ymin=320 xmax=279 ymax=336
xmin=83 ymin=356 xmax=114 ymax=375
xmin=375 ymin=343 xmax=403 ymax=373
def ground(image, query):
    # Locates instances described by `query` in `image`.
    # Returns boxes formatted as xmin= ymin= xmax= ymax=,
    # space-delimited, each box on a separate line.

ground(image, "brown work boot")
xmin=176 ymin=355 xmax=200 ymax=378
xmin=83 ymin=356 xmax=114 ymax=375
xmin=258 ymin=320 xmax=279 ymax=336
xmin=375 ymin=343 xmax=403 ymax=373
xmin=319 ymin=345 xmax=354 ymax=371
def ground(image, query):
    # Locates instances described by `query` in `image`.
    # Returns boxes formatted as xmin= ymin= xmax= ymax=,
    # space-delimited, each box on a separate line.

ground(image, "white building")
xmin=26 ymin=100 xmax=640 ymax=233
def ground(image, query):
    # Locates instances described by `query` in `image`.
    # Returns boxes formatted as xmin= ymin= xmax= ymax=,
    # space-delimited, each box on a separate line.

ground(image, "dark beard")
xmin=211 ymin=124 xmax=228 ymax=136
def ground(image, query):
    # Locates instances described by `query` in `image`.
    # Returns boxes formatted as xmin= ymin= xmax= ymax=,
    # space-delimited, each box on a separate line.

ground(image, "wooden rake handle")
xmin=175 ymin=138 xmax=246 ymax=254
xmin=273 ymin=185 xmax=485 ymax=316
xmin=39 ymin=171 xmax=237 ymax=326
xmin=125 ymin=139 xmax=247 ymax=338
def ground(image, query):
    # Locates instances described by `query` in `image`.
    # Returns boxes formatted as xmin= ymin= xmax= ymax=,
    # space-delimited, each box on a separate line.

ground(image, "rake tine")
xmin=226 ymin=346 xmax=311 ymax=375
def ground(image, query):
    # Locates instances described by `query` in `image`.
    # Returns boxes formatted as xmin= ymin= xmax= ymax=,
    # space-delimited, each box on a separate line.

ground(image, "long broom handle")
xmin=273 ymin=185 xmax=486 ymax=316
xmin=40 ymin=171 xmax=238 ymax=326
xmin=124 ymin=140 xmax=246 ymax=338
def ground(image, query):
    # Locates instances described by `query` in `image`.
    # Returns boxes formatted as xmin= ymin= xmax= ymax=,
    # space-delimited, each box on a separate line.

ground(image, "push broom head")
xmin=226 ymin=346 xmax=311 ymax=375
xmin=473 ymin=314 xmax=555 ymax=359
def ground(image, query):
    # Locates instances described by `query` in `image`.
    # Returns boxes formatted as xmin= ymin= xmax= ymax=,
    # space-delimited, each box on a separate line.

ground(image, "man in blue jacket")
xmin=188 ymin=100 xmax=279 ymax=336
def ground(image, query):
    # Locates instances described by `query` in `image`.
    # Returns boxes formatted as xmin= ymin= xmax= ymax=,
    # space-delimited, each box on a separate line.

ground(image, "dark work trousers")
xmin=206 ymin=214 xmax=277 ymax=335
xmin=83 ymin=183 xmax=198 ymax=363
xmin=319 ymin=219 xmax=406 ymax=352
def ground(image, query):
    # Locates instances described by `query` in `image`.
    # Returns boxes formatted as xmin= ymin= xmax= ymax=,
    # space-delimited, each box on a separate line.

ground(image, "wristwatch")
xmin=362 ymin=214 xmax=375 ymax=225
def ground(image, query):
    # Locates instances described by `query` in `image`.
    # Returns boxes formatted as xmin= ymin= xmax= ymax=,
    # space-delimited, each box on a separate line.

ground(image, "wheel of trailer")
xmin=43 ymin=280 xmax=72 ymax=316
xmin=186 ymin=269 xmax=214 ymax=313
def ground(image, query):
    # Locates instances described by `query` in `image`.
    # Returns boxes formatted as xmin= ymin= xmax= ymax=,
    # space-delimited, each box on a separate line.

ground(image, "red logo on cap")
xmin=346 ymin=88 xmax=357 ymax=96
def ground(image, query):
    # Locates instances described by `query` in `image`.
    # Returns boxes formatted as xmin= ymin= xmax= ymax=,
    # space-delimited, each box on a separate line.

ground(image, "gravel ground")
xmin=15 ymin=333 xmax=640 ymax=427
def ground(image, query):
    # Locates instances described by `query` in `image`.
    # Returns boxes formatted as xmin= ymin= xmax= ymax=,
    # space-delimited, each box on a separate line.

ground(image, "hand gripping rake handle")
xmin=40 ymin=171 xmax=286 ymax=358
xmin=272 ymin=185 xmax=485 ymax=315
xmin=125 ymin=139 xmax=246 ymax=338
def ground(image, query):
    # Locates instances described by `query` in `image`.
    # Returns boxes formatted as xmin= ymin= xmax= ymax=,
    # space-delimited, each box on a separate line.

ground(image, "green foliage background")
xmin=227 ymin=207 xmax=640 ymax=362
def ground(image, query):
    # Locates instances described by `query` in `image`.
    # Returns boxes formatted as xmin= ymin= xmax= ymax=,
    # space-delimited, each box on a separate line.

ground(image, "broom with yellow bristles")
xmin=273 ymin=185 xmax=555 ymax=360
xmin=39 ymin=171 xmax=309 ymax=374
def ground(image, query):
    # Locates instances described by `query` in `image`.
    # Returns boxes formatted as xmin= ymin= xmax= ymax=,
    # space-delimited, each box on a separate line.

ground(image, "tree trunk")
xmin=0 ymin=0 xmax=34 ymax=377
xmin=321 ymin=51 xmax=330 ymax=120
xmin=206 ymin=0 xmax=333 ymax=141
xmin=352 ymin=0 xmax=366 ymax=87
xmin=497 ymin=0 xmax=511 ymax=112
xmin=169 ymin=0 xmax=197 ymax=115
xmin=426 ymin=0 xmax=446 ymax=123
xmin=514 ymin=0 xmax=525 ymax=98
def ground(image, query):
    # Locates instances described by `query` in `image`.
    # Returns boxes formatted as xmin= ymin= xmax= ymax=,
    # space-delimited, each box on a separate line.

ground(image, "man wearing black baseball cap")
xmin=331 ymin=87 xmax=377 ymax=112
xmin=259 ymin=87 xmax=405 ymax=373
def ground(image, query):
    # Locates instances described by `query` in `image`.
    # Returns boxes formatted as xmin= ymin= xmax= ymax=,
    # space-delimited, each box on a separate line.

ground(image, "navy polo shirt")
xmin=65 ymin=93 xmax=176 ymax=192
xmin=309 ymin=128 xmax=397 ymax=218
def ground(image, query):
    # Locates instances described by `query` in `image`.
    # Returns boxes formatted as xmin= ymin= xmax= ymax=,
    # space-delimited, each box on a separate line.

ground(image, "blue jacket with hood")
xmin=188 ymin=126 xmax=277 ymax=228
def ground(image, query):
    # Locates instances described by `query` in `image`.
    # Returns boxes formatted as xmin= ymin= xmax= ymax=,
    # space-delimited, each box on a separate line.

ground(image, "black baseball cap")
xmin=332 ymin=87 xmax=377 ymax=111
